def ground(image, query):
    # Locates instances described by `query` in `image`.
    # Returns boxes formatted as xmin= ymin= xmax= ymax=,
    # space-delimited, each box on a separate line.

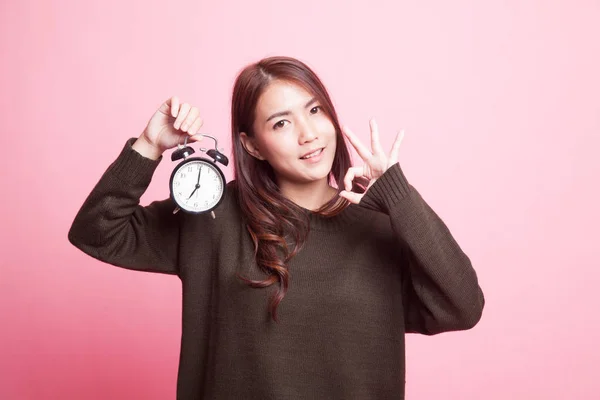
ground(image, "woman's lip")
xmin=300 ymin=147 xmax=325 ymax=163
xmin=300 ymin=147 xmax=324 ymax=159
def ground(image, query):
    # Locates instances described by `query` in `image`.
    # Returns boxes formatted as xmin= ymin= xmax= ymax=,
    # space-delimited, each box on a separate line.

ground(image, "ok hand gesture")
xmin=339 ymin=119 xmax=404 ymax=204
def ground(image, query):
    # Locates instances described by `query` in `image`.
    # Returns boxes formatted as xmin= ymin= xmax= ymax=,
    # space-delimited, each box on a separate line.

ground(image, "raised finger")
xmin=388 ymin=129 xmax=405 ymax=165
xmin=343 ymin=166 xmax=365 ymax=192
xmin=166 ymin=96 xmax=180 ymax=118
xmin=174 ymin=103 xmax=191 ymax=130
xmin=370 ymin=119 xmax=385 ymax=157
xmin=342 ymin=126 xmax=372 ymax=162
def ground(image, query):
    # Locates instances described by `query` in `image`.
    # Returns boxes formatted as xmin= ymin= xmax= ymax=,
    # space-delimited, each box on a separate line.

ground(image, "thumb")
xmin=339 ymin=190 xmax=363 ymax=204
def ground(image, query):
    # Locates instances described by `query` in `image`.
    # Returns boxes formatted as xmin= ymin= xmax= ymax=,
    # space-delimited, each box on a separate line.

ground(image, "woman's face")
xmin=240 ymin=80 xmax=337 ymax=187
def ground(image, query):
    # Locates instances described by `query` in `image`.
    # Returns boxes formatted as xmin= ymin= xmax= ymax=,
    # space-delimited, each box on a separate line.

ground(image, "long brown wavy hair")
xmin=231 ymin=56 xmax=363 ymax=322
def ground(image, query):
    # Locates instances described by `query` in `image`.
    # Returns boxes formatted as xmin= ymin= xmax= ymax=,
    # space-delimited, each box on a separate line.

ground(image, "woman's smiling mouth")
xmin=300 ymin=147 xmax=324 ymax=160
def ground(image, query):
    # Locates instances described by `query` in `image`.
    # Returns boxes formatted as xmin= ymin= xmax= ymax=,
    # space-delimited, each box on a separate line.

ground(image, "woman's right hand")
xmin=133 ymin=96 xmax=204 ymax=160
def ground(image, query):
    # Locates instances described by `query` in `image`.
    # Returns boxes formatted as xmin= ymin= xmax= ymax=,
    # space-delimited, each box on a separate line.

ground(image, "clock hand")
xmin=188 ymin=165 xmax=203 ymax=200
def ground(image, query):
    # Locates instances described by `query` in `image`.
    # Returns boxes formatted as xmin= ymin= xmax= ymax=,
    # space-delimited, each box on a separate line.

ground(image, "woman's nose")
xmin=298 ymin=119 xmax=317 ymax=143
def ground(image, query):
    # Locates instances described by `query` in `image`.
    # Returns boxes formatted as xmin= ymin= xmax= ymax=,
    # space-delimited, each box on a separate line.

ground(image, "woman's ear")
xmin=239 ymin=132 xmax=265 ymax=160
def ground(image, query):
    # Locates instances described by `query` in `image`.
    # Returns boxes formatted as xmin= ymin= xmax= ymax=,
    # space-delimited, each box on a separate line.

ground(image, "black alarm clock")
xmin=169 ymin=134 xmax=228 ymax=218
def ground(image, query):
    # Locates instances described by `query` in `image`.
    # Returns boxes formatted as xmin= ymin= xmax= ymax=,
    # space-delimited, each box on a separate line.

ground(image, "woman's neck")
xmin=278 ymin=179 xmax=338 ymax=211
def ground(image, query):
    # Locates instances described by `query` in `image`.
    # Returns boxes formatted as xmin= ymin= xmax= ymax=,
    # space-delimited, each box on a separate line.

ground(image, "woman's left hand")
xmin=339 ymin=119 xmax=404 ymax=204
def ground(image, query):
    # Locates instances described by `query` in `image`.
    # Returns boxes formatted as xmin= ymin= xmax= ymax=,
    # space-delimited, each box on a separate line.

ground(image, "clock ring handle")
xmin=199 ymin=134 xmax=220 ymax=151
xmin=179 ymin=134 xmax=194 ymax=148
xmin=198 ymin=134 xmax=229 ymax=167
xmin=180 ymin=133 xmax=222 ymax=152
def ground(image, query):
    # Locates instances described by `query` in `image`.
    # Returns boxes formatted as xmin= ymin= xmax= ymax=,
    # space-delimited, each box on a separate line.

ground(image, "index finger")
xmin=370 ymin=119 xmax=385 ymax=157
xmin=166 ymin=96 xmax=180 ymax=118
xmin=342 ymin=126 xmax=372 ymax=161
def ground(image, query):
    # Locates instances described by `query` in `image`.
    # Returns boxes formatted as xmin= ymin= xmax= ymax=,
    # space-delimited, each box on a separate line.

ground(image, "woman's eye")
xmin=310 ymin=106 xmax=322 ymax=114
xmin=273 ymin=120 xmax=287 ymax=130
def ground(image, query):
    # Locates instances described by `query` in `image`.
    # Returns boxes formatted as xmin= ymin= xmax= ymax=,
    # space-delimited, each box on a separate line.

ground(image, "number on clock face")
xmin=171 ymin=160 xmax=224 ymax=213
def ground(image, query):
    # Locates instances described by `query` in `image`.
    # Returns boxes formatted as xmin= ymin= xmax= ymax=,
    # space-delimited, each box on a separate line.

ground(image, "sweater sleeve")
xmin=67 ymin=138 xmax=181 ymax=276
xmin=359 ymin=163 xmax=485 ymax=335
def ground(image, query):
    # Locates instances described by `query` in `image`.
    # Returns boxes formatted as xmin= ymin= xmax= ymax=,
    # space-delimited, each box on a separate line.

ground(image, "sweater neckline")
xmin=303 ymin=203 xmax=363 ymax=232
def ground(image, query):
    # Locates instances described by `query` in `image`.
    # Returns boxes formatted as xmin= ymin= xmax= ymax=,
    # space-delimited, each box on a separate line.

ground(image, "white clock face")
xmin=171 ymin=159 xmax=225 ymax=213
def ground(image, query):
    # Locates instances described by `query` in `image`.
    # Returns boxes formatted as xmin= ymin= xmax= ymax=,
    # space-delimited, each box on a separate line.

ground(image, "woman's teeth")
xmin=301 ymin=148 xmax=323 ymax=159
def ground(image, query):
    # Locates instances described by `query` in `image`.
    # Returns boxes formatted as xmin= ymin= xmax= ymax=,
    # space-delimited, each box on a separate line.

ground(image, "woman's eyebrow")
xmin=265 ymin=97 xmax=317 ymax=122
xmin=304 ymin=97 xmax=318 ymax=108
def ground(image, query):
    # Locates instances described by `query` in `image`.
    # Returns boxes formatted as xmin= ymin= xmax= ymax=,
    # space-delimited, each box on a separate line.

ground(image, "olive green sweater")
xmin=68 ymin=139 xmax=484 ymax=399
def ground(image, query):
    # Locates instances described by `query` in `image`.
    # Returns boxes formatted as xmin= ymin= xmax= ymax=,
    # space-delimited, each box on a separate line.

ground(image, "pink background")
xmin=1 ymin=0 xmax=599 ymax=399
